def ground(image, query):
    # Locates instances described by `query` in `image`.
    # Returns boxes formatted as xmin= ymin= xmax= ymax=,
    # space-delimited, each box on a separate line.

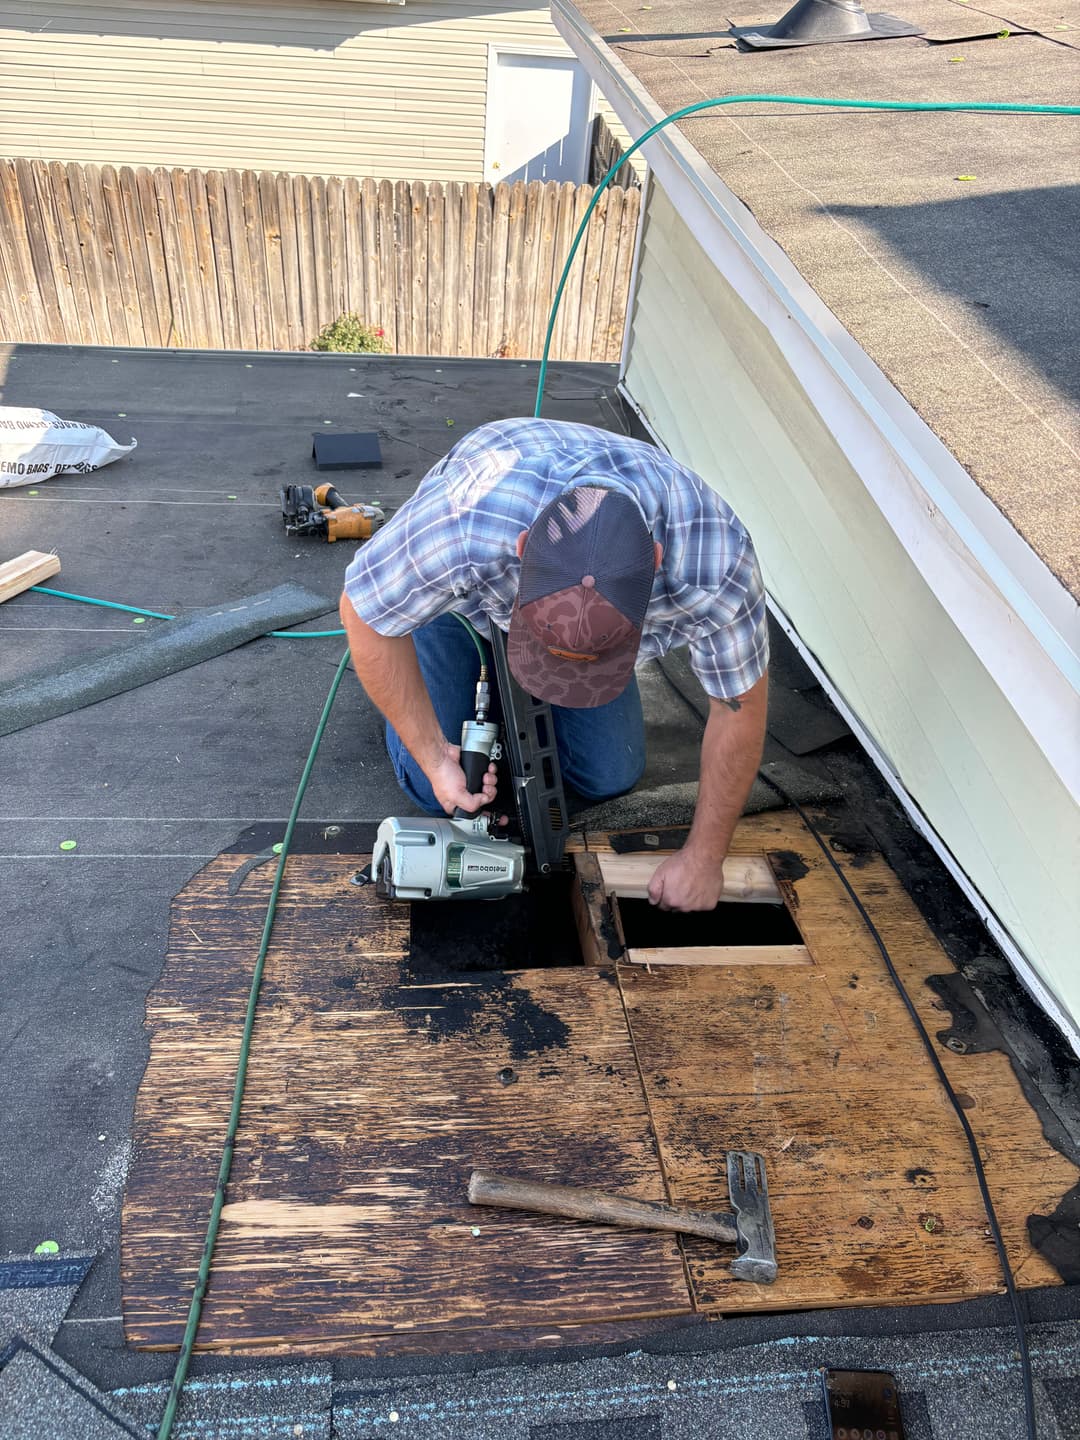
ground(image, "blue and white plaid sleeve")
xmin=343 ymin=482 xmax=472 ymax=636
xmin=688 ymin=544 xmax=770 ymax=700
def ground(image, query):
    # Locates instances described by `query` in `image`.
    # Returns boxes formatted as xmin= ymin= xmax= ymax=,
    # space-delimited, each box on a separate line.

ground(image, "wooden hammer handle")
xmin=468 ymin=1170 xmax=738 ymax=1244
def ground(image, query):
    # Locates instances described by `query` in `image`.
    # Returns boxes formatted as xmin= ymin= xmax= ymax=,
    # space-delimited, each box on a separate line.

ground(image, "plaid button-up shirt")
xmin=344 ymin=418 xmax=768 ymax=701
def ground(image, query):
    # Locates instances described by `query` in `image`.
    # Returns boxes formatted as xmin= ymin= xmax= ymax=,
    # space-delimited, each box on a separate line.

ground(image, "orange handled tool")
xmin=281 ymin=484 xmax=386 ymax=542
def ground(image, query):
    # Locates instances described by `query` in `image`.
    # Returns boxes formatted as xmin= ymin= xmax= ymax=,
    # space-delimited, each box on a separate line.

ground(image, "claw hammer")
xmin=468 ymin=1150 xmax=777 ymax=1284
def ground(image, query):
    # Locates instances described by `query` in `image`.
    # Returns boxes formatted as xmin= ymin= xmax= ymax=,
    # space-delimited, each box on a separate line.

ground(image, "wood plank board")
xmin=597 ymin=852 xmax=781 ymax=903
xmin=122 ymin=852 xmax=691 ymax=1353
xmin=611 ymin=812 xmax=1078 ymax=1312
xmin=0 ymin=550 xmax=60 ymax=604
xmin=625 ymin=945 xmax=812 ymax=968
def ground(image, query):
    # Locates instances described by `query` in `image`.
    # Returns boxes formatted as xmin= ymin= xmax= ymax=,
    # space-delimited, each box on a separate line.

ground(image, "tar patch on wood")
xmin=380 ymin=961 xmax=572 ymax=1060
xmin=769 ymin=850 xmax=810 ymax=884
xmin=1028 ymin=1182 xmax=1080 ymax=1284
xmin=825 ymin=830 xmax=877 ymax=866
xmin=926 ymin=972 xmax=1004 ymax=1056
xmin=408 ymin=874 xmax=583 ymax=973
xmin=398 ymin=876 xmax=583 ymax=1055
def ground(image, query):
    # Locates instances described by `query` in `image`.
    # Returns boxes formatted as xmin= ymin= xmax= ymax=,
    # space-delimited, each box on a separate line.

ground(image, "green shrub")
xmin=309 ymin=313 xmax=390 ymax=353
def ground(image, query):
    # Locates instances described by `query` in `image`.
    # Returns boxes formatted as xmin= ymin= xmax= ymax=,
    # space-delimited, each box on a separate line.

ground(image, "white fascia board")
xmin=552 ymin=0 xmax=1080 ymax=803
xmin=765 ymin=587 xmax=1080 ymax=1060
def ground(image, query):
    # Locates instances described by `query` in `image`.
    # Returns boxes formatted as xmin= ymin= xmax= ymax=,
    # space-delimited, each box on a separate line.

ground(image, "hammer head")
xmin=726 ymin=1151 xmax=778 ymax=1284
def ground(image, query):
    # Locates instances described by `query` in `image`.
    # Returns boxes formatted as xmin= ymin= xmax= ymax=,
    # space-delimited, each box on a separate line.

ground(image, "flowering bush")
xmin=309 ymin=313 xmax=390 ymax=353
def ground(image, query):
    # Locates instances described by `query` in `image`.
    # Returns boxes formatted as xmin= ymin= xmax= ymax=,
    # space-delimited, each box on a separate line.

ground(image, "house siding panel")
xmin=0 ymin=0 xmax=632 ymax=180
xmin=624 ymin=180 xmax=1080 ymax=1027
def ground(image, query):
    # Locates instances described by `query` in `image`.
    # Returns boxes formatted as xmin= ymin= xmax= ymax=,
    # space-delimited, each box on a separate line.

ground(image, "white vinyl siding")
xmin=624 ymin=179 xmax=1080 ymax=1031
xmin=0 ymin=0 xmax=633 ymax=181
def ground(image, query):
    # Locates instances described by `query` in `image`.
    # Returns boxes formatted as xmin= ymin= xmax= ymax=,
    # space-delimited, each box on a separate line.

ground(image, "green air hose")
xmin=451 ymin=609 xmax=489 ymax=666
xmin=29 ymin=584 xmax=346 ymax=637
xmin=155 ymin=648 xmax=352 ymax=1440
xmin=65 ymin=93 xmax=1071 ymax=1438
xmin=532 ymin=93 xmax=1080 ymax=417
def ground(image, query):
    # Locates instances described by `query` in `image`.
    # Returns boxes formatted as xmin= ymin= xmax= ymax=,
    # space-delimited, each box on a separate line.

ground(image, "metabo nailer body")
xmin=372 ymin=627 xmax=568 ymax=901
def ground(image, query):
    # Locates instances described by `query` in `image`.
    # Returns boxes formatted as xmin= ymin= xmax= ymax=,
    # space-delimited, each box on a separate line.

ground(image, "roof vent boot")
xmin=731 ymin=0 xmax=923 ymax=46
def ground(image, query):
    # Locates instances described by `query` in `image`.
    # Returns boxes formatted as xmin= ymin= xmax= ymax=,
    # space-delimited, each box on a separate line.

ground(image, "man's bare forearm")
xmin=339 ymin=595 xmax=445 ymax=769
xmin=645 ymin=672 xmax=767 ymax=910
xmin=683 ymin=673 xmax=768 ymax=866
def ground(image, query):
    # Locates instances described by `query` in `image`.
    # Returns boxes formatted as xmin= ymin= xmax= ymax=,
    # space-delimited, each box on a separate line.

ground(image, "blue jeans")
xmin=386 ymin=614 xmax=646 ymax=814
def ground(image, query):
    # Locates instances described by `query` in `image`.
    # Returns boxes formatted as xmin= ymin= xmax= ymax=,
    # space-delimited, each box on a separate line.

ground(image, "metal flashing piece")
xmin=731 ymin=0 xmax=923 ymax=47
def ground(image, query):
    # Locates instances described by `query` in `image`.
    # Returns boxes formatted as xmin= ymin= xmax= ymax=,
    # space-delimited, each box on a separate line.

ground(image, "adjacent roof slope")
xmin=560 ymin=0 xmax=1080 ymax=597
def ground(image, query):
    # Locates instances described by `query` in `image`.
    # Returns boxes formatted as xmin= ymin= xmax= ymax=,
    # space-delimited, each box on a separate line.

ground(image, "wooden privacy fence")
xmin=0 ymin=159 xmax=641 ymax=361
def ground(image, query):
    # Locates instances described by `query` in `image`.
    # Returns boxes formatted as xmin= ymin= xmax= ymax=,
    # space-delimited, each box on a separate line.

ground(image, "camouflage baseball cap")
xmin=507 ymin=485 xmax=655 ymax=708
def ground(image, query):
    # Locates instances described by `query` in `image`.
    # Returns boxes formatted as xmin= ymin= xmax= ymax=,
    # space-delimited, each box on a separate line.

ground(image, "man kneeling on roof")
xmin=339 ymin=416 xmax=768 ymax=913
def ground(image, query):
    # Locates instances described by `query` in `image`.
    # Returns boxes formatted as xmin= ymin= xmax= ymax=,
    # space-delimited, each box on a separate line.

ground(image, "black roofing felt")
xmin=0 ymin=345 xmax=1077 ymax=1435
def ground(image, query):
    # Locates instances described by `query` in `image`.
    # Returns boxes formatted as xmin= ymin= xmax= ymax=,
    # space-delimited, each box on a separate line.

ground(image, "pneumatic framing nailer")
xmin=280 ymin=483 xmax=386 ymax=543
xmin=371 ymin=628 xmax=568 ymax=901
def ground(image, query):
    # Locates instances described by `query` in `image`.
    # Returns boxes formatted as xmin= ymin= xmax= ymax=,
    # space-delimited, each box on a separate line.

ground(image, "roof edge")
xmin=553 ymin=0 xmax=1080 ymax=801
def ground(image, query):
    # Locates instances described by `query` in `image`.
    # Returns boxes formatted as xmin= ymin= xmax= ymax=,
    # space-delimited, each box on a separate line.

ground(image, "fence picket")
xmin=206 ymin=169 xmax=240 ymax=350
xmin=442 ymin=181 xmax=459 ymax=358
xmin=503 ymin=181 xmax=529 ymax=361
xmin=258 ymin=170 xmax=289 ymax=352
xmin=188 ymin=169 xmax=223 ymax=350
xmin=487 ymin=182 xmax=511 ymax=358
xmin=409 ymin=180 xmax=428 ymax=356
xmin=17 ymin=161 xmax=61 ymax=342
xmin=157 ymin=165 xmax=199 ymax=348
xmin=472 ymin=184 xmax=491 ymax=358
xmin=550 ymin=182 xmax=578 ymax=363
xmin=343 ymin=176 xmax=365 ymax=323
xmin=326 ymin=174 xmax=347 ymax=321
xmin=610 ymin=187 xmax=640 ymax=362
xmin=592 ymin=184 xmax=623 ymax=362
xmin=0 ymin=164 xmax=38 ymax=342
xmin=26 ymin=160 xmax=71 ymax=343
xmin=99 ymin=165 xmax=135 ymax=347
xmin=275 ymin=171 xmax=303 ymax=349
xmin=458 ymin=182 xmax=477 ymax=358
xmin=361 ymin=178 xmax=381 ymax=336
xmin=293 ymin=172 xmax=319 ymax=349
xmin=309 ymin=175 xmax=332 ymax=344
xmin=393 ymin=179 xmax=412 ymax=356
xmin=427 ymin=182 xmax=444 ymax=358
xmin=75 ymin=164 xmax=119 ymax=344
xmin=171 ymin=167 xmax=208 ymax=348
xmin=0 ymin=160 xmax=637 ymax=364
xmin=119 ymin=166 xmax=163 ymax=348
xmin=50 ymin=161 xmax=100 ymax=345
xmin=519 ymin=180 xmax=544 ymax=362
xmin=376 ymin=179 xmax=396 ymax=351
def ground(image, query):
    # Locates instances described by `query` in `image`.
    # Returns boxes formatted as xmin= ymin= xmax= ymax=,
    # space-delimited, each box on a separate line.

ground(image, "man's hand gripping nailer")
xmin=372 ymin=628 xmax=568 ymax=901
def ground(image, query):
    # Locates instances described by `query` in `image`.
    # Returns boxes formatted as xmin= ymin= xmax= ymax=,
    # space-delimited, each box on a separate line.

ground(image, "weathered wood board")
xmin=122 ymin=852 xmax=690 ymax=1352
xmin=624 ymin=945 xmax=812 ymax=967
xmin=613 ymin=812 xmax=1078 ymax=1312
xmin=0 ymin=549 xmax=60 ymax=604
